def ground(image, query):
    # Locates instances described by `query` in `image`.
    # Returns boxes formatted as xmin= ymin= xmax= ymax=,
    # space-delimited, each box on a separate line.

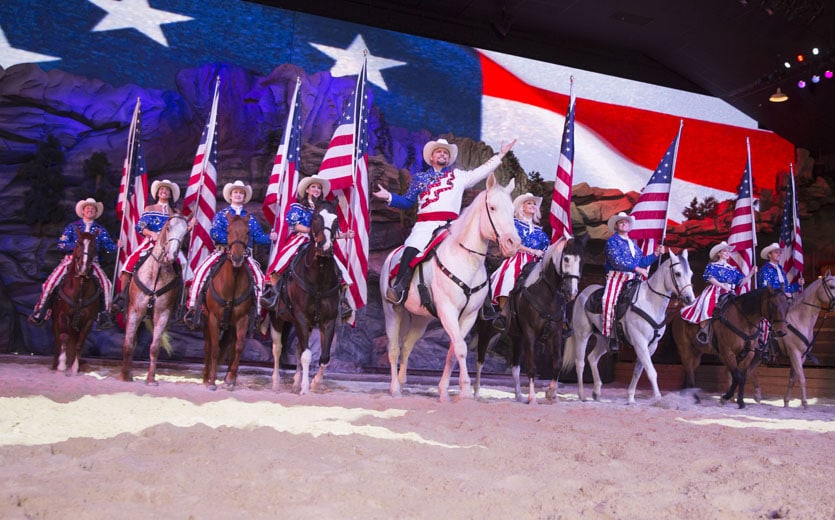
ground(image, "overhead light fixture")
xmin=812 ymin=74 xmax=821 ymax=84
xmin=812 ymin=47 xmax=819 ymax=55
xmin=798 ymin=80 xmax=807 ymax=88
xmin=784 ymin=61 xmax=792 ymax=68
xmin=825 ymin=70 xmax=834 ymax=79
xmin=769 ymin=88 xmax=788 ymax=102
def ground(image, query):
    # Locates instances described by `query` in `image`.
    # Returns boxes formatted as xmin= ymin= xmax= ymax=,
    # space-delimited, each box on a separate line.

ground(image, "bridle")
xmin=646 ymin=257 xmax=692 ymax=301
xmin=459 ymin=191 xmax=502 ymax=257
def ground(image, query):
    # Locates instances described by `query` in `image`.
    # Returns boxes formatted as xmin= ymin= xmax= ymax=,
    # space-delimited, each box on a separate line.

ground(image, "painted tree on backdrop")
xmin=79 ymin=152 xmax=119 ymax=235
xmin=18 ymin=136 xmax=67 ymax=236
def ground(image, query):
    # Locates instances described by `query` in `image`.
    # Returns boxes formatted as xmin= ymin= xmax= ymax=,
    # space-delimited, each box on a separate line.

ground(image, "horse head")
xmin=311 ymin=200 xmax=338 ymax=258
xmin=158 ymin=214 xmax=189 ymax=264
xmin=226 ymin=215 xmax=250 ymax=268
xmin=547 ymin=233 xmax=586 ymax=301
xmin=764 ymin=287 xmax=791 ymax=338
xmin=656 ymin=249 xmax=695 ymax=305
xmin=483 ymin=172 xmax=520 ymax=257
xmin=816 ymin=269 xmax=835 ymax=310
xmin=72 ymin=231 xmax=97 ymax=278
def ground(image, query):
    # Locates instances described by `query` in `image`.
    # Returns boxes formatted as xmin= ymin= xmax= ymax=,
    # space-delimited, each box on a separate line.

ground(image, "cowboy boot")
xmin=607 ymin=336 xmax=619 ymax=353
xmin=491 ymin=297 xmax=509 ymax=331
xmin=386 ymin=247 xmax=419 ymax=305
xmin=96 ymin=291 xmax=114 ymax=329
xmin=339 ymin=287 xmax=354 ymax=323
xmin=28 ymin=292 xmax=54 ymax=327
xmin=696 ymin=321 xmax=711 ymax=344
xmin=260 ymin=283 xmax=279 ymax=311
xmin=110 ymin=272 xmax=132 ymax=314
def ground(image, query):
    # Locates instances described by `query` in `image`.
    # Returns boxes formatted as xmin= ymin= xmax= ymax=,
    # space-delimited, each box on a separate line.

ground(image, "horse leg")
xmin=438 ymin=313 xmax=477 ymax=401
xmin=474 ymin=317 xmax=493 ymax=399
xmin=311 ymin=322 xmax=335 ymax=392
xmin=630 ymin=342 xmax=662 ymax=404
xmin=546 ymin=333 xmax=564 ymax=402
xmin=120 ymin=310 xmax=143 ymax=382
xmin=269 ymin=318 xmax=285 ymax=392
xmin=55 ymin=332 xmax=68 ymax=372
xmin=146 ymin=308 xmax=171 ymax=386
xmin=785 ymin=348 xmax=807 ymax=408
xmin=588 ymin=335 xmax=608 ymax=401
xmin=384 ymin=308 xmax=405 ymax=397
xmin=203 ymin=317 xmax=220 ymax=390
xmin=524 ymin=330 xmax=539 ymax=405
xmin=224 ymin=320 xmax=248 ymax=391
xmin=293 ymin=326 xmax=312 ymax=395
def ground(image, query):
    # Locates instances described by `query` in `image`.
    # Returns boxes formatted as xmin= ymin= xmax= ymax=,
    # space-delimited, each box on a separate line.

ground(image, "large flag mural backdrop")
xmin=1 ymin=0 xmax=793 ymax=221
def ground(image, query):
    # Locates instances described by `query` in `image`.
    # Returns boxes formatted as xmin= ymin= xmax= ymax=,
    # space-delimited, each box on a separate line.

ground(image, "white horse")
xmin=563 ymin=250 xmax=696 ymax=404
xmin=772 ymin=270 xmax=835 ymax=407
xmin=380 ymin=173 xmax=520 ymax=400
xmin=120 ymin=214 xmax=189 ymax=385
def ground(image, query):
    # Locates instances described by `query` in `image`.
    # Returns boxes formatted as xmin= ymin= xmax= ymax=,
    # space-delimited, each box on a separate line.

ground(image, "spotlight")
xmin=812 ymin=75 xmax=821 ymax=83
xmin=826 ymin=70 xmax=834 ymax=79
xmin=784 ymin=61 xmax=792 ymax=68
xmin=812 ymin=47 xmax=819 ymax=55
xmin=797 ymin=54 xmax=805 ymax=62
xmin=798 ymin=80 xmax=806 ymax=88
xmin=769 ymin=88 xmax=788 ymax=102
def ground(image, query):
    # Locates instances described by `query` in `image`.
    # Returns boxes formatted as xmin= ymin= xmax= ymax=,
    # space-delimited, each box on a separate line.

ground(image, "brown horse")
xmin=474 ymin=234 xmax=586 ymax=403
xmin=202 ymin=216 xmax=254 ymax=390
xmin=672 ymin=286 xmax=790 ymax=408
xmin=267 ymin=201 xmax=341 ymax=395
xmin=764 ymin=270 xmax=834 ymax=407
xmin=51 ymin=231 xmax=101 ymax=375
xmin=120 ymin=214 xmax=189 ymax=384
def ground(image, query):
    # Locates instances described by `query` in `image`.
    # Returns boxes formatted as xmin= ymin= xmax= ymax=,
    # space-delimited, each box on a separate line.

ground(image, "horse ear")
xmin=680 ymin=248 xmax=688 ymax=260
xmin=486 ymin=172 xmax=496 ymax=190
xmin=505 ymin=177 xmax=515 ymax=193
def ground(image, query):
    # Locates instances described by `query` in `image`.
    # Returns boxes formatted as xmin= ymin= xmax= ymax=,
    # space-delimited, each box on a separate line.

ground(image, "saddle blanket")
xmin=388 ymin=229 xmax=450 ymax=282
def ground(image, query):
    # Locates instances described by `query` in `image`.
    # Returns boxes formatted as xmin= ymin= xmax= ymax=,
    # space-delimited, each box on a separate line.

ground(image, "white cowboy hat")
xmin=75 ymin=198 xmax=104 ymax=219
xmin=296 ymin=175 xmax=331 ymax=198
xmin=150 ymin=179 xmax=180 ymax=203
xmin=709 ymin=241 xmax=733 ymax=260
xmin=760 ymin=242 xmax=782 ymax=260
xmin=606 ymin=211 xmax=635 ymax=233
xmin=422 ymin=138 xmax=458 ymax=166
xmin=513 ymin=192 xmax=542 ymax=217
xmin=222 ymin=180 xmax=253 ymax=204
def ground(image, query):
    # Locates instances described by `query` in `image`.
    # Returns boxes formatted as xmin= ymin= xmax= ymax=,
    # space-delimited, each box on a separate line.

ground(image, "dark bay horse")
xmin=51 ymin=231 xmax=101 ymax=375
xmin=474 ymin=234 xmax=586 ymax=404
xmin=671 ymin=286 xmax=790 ymax=408
xmin=267 ymin=201 xmax=341 ymax=395
xmin=202 ymin=216 xmax=254 ymax=390
xmin=120 ymin=214 xmax=189 ymax=384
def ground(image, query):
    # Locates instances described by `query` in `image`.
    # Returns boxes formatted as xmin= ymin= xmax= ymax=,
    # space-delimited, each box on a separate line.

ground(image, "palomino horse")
xmin=267 ymin=201 xmax=341 ymax=395
xmin=563 ymin=250 xmax=696 ymax=404
xmin=120 ymin=214 xmax=189 ymax=384
xmin=380 ymin=173 xmax=520 ymax=400
xmin=474 ymin=234 xmax=587 ymax=404
xmin=202 ymin=216 xmax=254 ymax=390
xmin=754 ymin=271 xmax=833 ymax=408
xmin=673 ymin=287 xmax=790 ymax=408
xmin=51 ymin=230 xmax=101 ymax=375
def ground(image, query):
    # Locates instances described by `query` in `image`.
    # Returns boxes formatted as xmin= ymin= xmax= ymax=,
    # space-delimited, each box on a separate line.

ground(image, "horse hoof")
xmin=225 ymin=383 xmax=236 ymax=392
xmin=592 ymin=392 xmax=600 ymax=401
xmin=146 ymin=380 xmax=159 ymax=387
xmin=207 ymin=384 xmax=217 ymax=391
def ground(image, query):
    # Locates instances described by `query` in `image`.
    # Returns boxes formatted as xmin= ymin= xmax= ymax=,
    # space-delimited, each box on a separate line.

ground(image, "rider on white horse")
xmin=372 ymin=137 xmax=517 ymax=305
xmin=602 ymin=212 xmax=664 ymax=352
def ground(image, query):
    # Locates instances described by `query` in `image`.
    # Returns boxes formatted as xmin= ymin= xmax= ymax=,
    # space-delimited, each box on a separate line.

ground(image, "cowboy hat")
xmin=513 ymin=192 xmax=542 ymax=218
xmin=222 ymin=180 xmax=253 ymax=204
xmin=422 ymin=138 xmax=458 ymax=166
xmin=296 ymin=175 xmax=331 ymax=198
xmin=606 ymin=211 xmax=635 ymax=233
xmin=760 ymin=242 xmax=782 ymax=260
xmin=709 ymin=241 xmax=733 ymax=260
xmin=150 ymin=179 xmax=180 ymax=203
xmin=75 ymin=198 xmax=104 ymax=219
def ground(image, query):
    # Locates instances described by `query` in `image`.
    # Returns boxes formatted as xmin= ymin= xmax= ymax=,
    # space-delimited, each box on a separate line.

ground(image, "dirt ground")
xmin=1 ymin=356 xmax=833 ymax=520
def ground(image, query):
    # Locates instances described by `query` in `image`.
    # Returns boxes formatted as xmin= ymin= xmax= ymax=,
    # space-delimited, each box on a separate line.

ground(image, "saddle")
xmin=388 ymin=227 xmax=450 ymax=281
xmin=585 ymin=278 xmax=641 ymax=319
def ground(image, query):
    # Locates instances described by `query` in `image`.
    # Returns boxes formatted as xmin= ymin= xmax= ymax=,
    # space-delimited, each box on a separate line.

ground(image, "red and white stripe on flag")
xmin=264 ymin=78 xmax=303 ymax=274
xmin=550 ymin=79 xmax=575 ymax=243
xmin=727 ymin=145 xmax=757 ymax=294
xmin=116 ymin=99 xmax=148 ymax=280
xmin=182 ymin=77 xmax=220 ymax=282
xmin=779 ymin=168 xmax=804 ymax=285
xmin=629 ymin=123 xmax=681 ymax=257
xmin=318 ymin=58 xmax=371 ymax=321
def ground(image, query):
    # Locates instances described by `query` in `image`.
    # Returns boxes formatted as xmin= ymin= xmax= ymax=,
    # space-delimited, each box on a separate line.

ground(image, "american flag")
xmin=629 ymin=122 xmax=682 ymax=256
xmin=779 ymin=165 xmax=804 ymax=286
xmin=727 ymin=139 xmax=758 ymax=293
xmin=317 ymin=57 xmax=371 ymax=321
xmin=549 ymin=76 xmax=575 ymax=243
xmin=115 ymin=98 xmax=148 ymax=283
xmin=264 ymin=77 xmax=303 ymax=275
xmin=182 ymin=76 xmax=220 ymax=282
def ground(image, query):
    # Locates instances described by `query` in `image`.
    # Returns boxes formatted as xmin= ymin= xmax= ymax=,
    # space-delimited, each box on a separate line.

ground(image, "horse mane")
xmin=735 ymin=287 xmax=770 ymax=315
xmin=447 ymin=189 xmax=486 ymax=238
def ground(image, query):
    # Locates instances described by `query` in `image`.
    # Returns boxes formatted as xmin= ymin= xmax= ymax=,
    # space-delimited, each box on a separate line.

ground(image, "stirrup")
xmin=96 ymin=311 xmax=113 ymax=330
xmin=28 ymin=311 xmax=47 ymax=327
xmin=695 ymin=327 xmax=709 ymax=345
xmin=492 ymin=315 xmax=507 ymax=332
xmin=183 ymin=307 xmax=201 ymax=330
xmin=111 ymin=293 xmax=127 ymax=314
xmin=481 ymin=303 xmax=499 ymax=321
xmin=385 ymin=286 xmax=405 ymax=305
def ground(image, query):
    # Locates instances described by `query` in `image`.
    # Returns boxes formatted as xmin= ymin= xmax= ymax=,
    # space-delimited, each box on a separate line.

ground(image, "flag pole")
xmin=190 ymin=76 xmax=220 ymax=216
xmin=746 ymin=137 xmax=758 ymax=289
xmin=660 ymin=120 xmax=683 ymax=249
xmin=111 ymin=97 xmax=141 ymax=294
xmin=267 ymin=76 xmax=301 ymax=263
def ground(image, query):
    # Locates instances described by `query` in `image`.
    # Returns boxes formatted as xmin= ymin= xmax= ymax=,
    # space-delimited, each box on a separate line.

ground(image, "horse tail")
xmin=561 ymin=335 xmax=577 ymax=374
